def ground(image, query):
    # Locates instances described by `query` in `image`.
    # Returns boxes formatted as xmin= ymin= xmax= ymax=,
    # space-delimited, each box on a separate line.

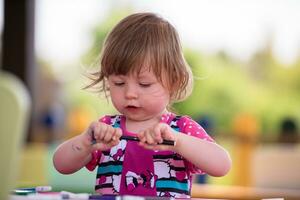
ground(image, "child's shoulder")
xmin=168 ymin=114 xmax=196 ymax=126
xmin=171 ymin=114 xmax=213 ymax=140
xmin=167 ymin=114 xmax=197 ymax=131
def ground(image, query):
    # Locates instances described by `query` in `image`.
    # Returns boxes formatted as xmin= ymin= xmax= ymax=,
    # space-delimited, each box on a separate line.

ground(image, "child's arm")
xmin=173 ymin=132 xmax=231 ymax=177
xmin=53 ymin=133 xmax=94 ymax=174
xmin=138 ymin=123 xmax=231 ymax=177
xmin=53 ymin=121 xmax=122 ymax=174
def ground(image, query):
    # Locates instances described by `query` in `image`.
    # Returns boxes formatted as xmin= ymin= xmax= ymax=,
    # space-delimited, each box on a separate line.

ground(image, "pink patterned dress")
xmin=86 ymin=113 xmax=214 ymax=198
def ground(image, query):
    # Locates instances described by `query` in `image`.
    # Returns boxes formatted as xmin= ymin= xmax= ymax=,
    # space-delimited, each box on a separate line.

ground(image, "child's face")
xmin=108 ymin=67 xmax=170 ymax=122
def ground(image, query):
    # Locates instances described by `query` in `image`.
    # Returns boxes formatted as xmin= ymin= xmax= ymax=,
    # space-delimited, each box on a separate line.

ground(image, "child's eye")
xmin=139 ymin=83 xmax=151 ymax=87
xmin=114 ymin=82 xmax=125 ymax=86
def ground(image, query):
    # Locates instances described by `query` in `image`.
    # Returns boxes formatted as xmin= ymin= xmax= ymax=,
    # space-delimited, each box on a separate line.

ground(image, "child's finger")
xmin=145 ymin=130 xmax=156 ymax=145
xmin=153 ymin=125 xmax=163 ymax=143
xmin=160 ymin=124 xmax=175 ymax=141
xmin=108 ymin=135 xmax=120 ymax=147
xmin=97 ymin=122 xmax=109 ymax=141
xmin=106 ymin=128 xmax=122 ymax=147
xmin=103 ymin=126 xmax=115 ymax=142
xmin=138 ymin=131 xmax=146 ymax=143
xmin=114 ymin=128 xmax=122 ymax=140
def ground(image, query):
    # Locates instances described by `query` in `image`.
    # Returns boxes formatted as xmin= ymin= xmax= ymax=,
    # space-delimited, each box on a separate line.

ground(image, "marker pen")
xmin=13 ymin=186 xmax=52 ymax=195
xmin=91 ymin=132 xmax=175 ymax=146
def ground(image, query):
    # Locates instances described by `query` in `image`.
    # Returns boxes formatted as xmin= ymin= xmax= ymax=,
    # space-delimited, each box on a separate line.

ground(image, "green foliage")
xmin=174 ymin=48 xmax=300 ymax=137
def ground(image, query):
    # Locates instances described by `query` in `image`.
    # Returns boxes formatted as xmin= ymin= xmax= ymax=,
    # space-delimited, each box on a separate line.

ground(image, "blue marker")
xmin=13 ymin=186 xmax=52 ymax=195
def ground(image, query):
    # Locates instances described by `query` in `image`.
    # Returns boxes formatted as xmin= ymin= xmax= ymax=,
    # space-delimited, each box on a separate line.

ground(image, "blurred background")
xmin=1 ymin=0 xmax=300 ymax=199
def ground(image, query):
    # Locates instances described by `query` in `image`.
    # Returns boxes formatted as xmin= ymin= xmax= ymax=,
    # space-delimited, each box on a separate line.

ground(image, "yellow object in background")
xmin=66 ymin=106 xmax=94 ymax=139
xmin=232 ymin=113 xmax=259 ymax=186
xmin=232 ymin=113 xmax=259 ymax=139
xmin=17 ymin=143 xmax=49 ymax=187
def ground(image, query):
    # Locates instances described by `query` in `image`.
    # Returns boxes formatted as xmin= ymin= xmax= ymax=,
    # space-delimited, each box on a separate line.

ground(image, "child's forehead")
xmin=118 ymin=65 xmax=153 ymax=76
xmin=109 ymin=65 xmax=163 ymax=82
xmin=117 ymin=66 xmax=154 ymax=78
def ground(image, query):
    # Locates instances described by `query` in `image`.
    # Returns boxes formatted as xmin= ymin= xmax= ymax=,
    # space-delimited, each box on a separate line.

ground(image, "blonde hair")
xmin=86 ymin=12 xmax=193 ymax=103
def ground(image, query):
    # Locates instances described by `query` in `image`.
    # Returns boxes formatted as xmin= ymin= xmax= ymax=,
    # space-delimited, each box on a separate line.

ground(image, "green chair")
xmin=0 ymin=71 xmax=31 ymax=200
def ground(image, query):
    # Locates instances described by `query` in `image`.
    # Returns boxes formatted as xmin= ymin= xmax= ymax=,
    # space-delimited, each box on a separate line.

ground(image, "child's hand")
xmin=138 ymin=123 xmax=177 ymax=151
xmin=84 ymin=121 xmax=122 ymax=151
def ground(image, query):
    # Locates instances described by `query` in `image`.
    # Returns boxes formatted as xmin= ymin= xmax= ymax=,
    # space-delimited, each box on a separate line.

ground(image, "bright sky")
xmin=26 ymin=0 xmax=300 ymax=68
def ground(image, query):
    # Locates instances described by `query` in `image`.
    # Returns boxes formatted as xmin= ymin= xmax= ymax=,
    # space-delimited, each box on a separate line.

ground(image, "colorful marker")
xmin=13 ymin=186 xmax=52 ymax=195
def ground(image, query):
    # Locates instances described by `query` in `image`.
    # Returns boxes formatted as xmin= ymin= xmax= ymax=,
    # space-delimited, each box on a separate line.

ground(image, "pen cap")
xmin=36 ymin=186 xmax=52 ymax=192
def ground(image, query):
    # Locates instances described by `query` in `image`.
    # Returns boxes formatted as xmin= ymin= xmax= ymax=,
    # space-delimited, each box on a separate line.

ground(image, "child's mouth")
xmin=126 ymin=105 xmax=140 ymax=112
xmin=126 ymin=105 xmax=138 ymax=109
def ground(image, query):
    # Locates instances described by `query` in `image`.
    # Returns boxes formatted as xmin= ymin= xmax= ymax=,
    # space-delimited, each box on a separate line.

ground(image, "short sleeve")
xmin=177 ymin=116 xmax=215 ymax=174
xmin=85 ymin=115 xmax=112 ymax=171
xmin=86 ymin=150 xmax=102 ymax=171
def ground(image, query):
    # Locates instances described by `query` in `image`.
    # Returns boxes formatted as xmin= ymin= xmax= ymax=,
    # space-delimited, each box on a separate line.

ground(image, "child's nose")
xmin=125 ymin=85 xmax=138 ymax=99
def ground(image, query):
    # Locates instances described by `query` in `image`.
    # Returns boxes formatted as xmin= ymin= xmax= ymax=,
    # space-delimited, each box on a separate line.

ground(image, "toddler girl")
xmin=53 ymin=12 xmax=231 ymax=198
